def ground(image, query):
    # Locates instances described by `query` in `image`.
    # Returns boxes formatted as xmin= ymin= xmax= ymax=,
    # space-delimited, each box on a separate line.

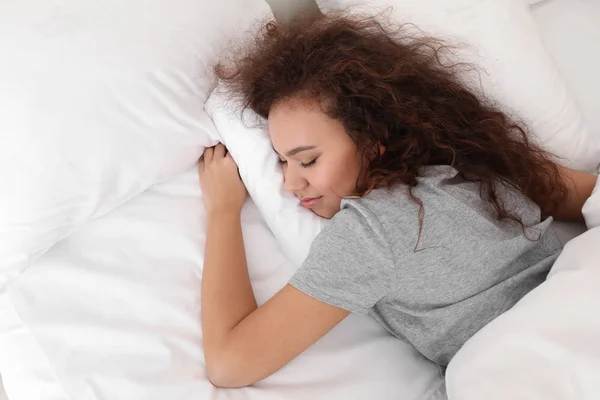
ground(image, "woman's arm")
xmin=546 ymin=166 xmax=597 ymax=221
xmin=202 ymin=209 xmax=349 ymax=388
xmin=201 ymin=210 xmax=256 ymax=378
xmin=199 ymin=145 xmax=350 ymax=388
xmin=203 ymin=215 xmax=348 ymax=387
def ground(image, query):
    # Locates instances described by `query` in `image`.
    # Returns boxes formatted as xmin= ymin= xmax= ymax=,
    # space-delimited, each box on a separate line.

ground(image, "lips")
xmin=300 ymin=196 xmax=322 ymax=208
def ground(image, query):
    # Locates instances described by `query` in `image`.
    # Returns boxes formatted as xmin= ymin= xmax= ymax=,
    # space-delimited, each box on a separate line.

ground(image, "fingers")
xmin=203 ymin=146 xmax=214 ymax=162
xmin=213 ymin=143 xmax=227 ymax=159
xmin=202 ymin=143 xmax=228 ymax=163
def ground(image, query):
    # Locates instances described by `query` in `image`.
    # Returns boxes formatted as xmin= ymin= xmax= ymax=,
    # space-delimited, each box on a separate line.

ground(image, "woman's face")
xmin=268 ymin=98 xmax=365 ymax=219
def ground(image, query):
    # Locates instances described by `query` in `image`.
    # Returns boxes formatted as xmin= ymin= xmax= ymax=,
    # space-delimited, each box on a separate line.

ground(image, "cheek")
xmin=340 ymin=149 xmax=363 ymax=181
xmin=312 ymin=155 xmax=362 ymax=196
xmin=308 ymin=166 xmax=337 ymax=192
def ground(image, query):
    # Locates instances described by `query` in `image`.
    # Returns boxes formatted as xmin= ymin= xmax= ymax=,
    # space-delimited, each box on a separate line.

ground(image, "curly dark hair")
xmin=215 ymin=11 xmax=568 ymax=227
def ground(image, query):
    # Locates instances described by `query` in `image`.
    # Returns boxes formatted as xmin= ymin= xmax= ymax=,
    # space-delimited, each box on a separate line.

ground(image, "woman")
xmin=198 ymin=13 xmax=597 ymax=387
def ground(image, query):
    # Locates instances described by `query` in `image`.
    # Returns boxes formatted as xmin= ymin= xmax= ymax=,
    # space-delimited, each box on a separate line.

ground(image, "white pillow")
xmin=0 ymin=0 xmax=271 ymax=293
xmin=315 ymin=0 xmax=600 ymax=172
xmin=206 ymin=90 xmax=327 ymax=267
xmin=530 ymin=0 xmax=600 ymax=150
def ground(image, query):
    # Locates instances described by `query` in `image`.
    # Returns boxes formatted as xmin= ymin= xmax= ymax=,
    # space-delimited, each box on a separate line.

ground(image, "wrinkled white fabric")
xmin=0 ymin=166 xmax=446 ymax=400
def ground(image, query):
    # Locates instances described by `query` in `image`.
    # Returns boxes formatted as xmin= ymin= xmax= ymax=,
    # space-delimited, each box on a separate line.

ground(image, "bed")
xmin=0 ymin=0 xmax=599 ymax=399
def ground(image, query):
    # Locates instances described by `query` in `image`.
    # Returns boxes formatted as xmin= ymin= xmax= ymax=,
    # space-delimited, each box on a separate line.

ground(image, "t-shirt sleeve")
xmin=288 ymin=204 xmax=396 ymax=315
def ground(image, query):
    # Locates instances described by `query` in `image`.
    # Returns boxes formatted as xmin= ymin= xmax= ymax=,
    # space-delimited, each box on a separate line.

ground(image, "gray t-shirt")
xmin=289 ymin=165 xmax=562 ymax=367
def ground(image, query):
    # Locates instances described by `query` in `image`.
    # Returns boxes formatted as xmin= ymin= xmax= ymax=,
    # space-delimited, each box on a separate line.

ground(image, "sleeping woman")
xmin=198 ymin=13 xmax=597 ymax=387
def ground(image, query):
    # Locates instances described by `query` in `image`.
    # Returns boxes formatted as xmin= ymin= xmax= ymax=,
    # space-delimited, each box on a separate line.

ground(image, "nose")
xmin=283 ymin=164 xmax=308 ymax=193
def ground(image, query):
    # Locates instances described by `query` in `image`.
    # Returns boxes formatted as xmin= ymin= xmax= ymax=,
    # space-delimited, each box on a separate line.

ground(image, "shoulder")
xmin=306 ymin=193 xmax=402 ymax=266
xmin=341 ymin=186 xmax=413 ymax=222
xmin=335 ymin=166 xmax=464 ymax=249
xmin=293 ymin=192 xmax=399 ymax=314
xmin=316 ymin=198 xmax=390 ymax=252
xmin=340 ymin=165 xmax=460 ymax=217
xmin=337 ymin=186 xmax=420 ymax=247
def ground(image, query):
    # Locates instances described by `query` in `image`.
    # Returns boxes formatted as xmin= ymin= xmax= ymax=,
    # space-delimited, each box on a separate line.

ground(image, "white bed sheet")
xmin=0 ymin=165 xmax=446 ymax=400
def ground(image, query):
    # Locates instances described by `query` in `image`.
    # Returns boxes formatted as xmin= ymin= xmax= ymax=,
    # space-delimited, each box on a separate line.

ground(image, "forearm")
xmin=202 ymin=211 xmax=257 ymax=368
xmin=550 ymin=166 xmax=597 ymax=221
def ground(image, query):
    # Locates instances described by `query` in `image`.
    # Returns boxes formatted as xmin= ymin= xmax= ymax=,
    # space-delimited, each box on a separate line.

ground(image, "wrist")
xmin=207 ymin=208 xmax=242 ymax=222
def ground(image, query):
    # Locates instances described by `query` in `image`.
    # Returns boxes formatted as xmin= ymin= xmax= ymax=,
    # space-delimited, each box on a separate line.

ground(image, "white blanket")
xmin=0 ymin=165 xmax=445 ymax=400
xmin=446 ymin=181 xmax=600 ymax=399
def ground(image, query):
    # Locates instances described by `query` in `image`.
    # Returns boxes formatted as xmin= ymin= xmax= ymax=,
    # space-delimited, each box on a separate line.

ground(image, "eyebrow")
xmin=284 ymin=145 xmax=317 ymax=157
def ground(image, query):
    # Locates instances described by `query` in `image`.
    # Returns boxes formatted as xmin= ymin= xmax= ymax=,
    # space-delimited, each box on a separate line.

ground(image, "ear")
xmin=378 ymin=143 xmax=386 ymax=156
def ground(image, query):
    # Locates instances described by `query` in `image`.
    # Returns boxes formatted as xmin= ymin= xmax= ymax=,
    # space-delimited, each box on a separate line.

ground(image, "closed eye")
xmin=300 ymin=158 xmax=317 ymax=168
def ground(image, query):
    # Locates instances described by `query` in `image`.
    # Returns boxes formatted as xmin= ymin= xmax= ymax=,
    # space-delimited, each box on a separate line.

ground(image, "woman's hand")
xmin=199 ymin=143 xmax=247 ymax=216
